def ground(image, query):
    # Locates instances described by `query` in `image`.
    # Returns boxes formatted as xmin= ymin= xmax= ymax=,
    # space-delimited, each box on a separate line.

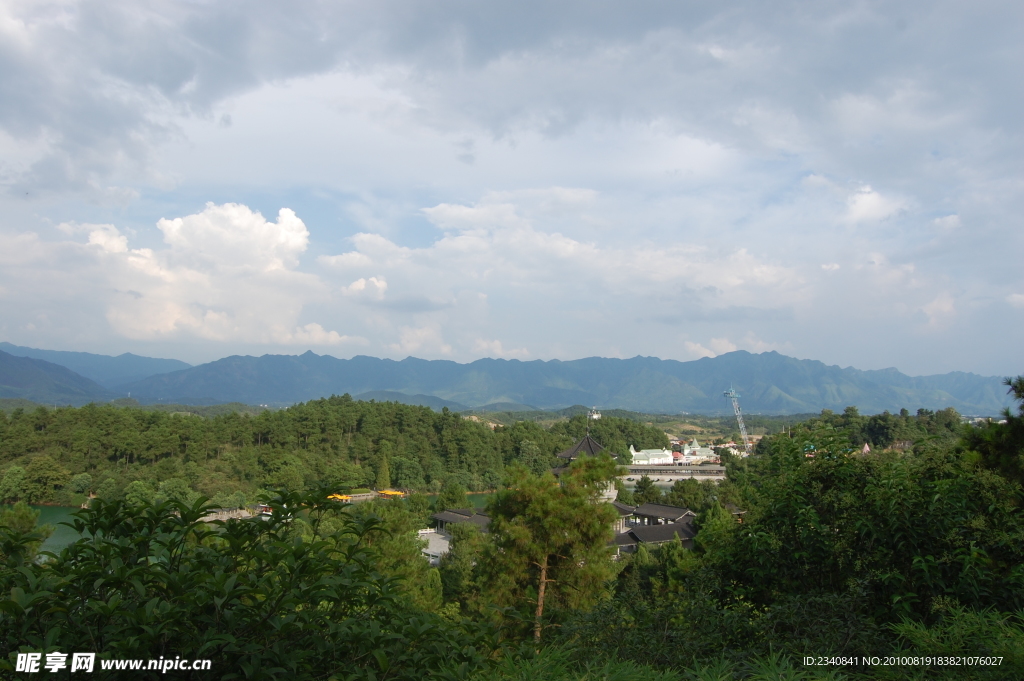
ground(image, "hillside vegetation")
xmin=1 ymin=380 xmax=1022 ymax=679
xmin=0 ymin=395 xmax=669 ymax=506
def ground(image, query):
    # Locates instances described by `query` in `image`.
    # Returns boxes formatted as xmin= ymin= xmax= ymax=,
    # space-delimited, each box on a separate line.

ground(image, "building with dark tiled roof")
xmin=611 ymin=500 xmax=636 ymax=533
xmin=610 ymin=521 xmax=697 ymax=555
xmin=632 ymin=502 xmax=696 ymax=526
xmin=556 ymin=434 xmax=606 ymax=461
xmin=431 ymin=508 xmax=490 ymax=533
xmin=723 ymin=503 xmax=747 ymax=522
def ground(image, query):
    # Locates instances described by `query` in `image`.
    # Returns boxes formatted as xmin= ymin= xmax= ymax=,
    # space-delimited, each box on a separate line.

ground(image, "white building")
xmin=681 ymin=438 xmax=715 ymax=460
xmin=629 ymin=445 xmax=674 ymax=465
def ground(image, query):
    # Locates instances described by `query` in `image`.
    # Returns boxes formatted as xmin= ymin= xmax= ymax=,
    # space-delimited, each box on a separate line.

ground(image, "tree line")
xmin=2 ymin=380 xmax=1023 ymax=679
xmin=0 ymin=395 xmax=669 ymax=507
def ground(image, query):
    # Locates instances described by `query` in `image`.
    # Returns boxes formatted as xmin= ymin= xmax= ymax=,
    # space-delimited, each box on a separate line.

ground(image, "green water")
xmin=32 ymin=506 xmax=84 ymax=555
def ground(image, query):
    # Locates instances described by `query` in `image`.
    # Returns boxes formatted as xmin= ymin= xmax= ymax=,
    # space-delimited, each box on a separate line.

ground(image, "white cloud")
xmin=11 ymin=203 xmax=349 ymax=347
xmin=683 ymin=337 xmax=736 ymax=359
xmin=0 ymin=3 xmax=1021 ymax=374
xmin=278 ymin=323 xmax=362 ymax=346
xmin=922 ymin=293 xmax=956 ymax=328
xmin=156 ymin=203 xmax=309 ymax=272
xmin=342 ymin=276 xmax=388 ymax=298
xmin=321 ymin=195 xmax=804 ymax=317
xmin=1007 ymin=293 xmax=1024 ymax=309
xmin=87 ymin=225 xmax=128 ymax=253
xmin=388 ymin=326 xmax=452 ymax=356
xmin=473 ymin=339 xmax=529 ymax=359
xmin=684 ymin=333 xmax=778 ymax=359
xmin=684 ymin=341 xmax=715 ymax=358
xmin=845 ymin=186 xmax=906 ymax=224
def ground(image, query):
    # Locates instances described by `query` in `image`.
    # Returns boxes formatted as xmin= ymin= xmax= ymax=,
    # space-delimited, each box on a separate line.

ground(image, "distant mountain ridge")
xmin=0 ymin=350 xmax=119 ymax=406
xmin=0 ymin=342 xmax=191 ymax=388
xmin=118 ymin=350 xmax=1015 ymax=415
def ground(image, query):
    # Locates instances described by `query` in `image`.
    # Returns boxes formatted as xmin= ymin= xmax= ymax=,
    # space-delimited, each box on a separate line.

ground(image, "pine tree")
xmin=375 ymin=455 xmax=391 ymax=490
xmin=481 ymin=455 xmax=619 ymax=643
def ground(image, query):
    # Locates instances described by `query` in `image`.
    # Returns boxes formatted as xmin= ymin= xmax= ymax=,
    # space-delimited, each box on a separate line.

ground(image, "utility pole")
xmin=724 ymin=388 xmax=752 ymax=456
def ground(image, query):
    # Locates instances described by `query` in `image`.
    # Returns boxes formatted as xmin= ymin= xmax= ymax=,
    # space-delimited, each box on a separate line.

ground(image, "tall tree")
xmin=435 ymin=482 xmax=469 ymax=512
xmin=375 ymin=455 xmax=392 ymax=490
xmin=482 ymin=455 xmax=619 ymax=642
xmin=632 ymin=474 xmax=661 ymax=505
xmin=965 ymin=376 xmax=1024 ymax=486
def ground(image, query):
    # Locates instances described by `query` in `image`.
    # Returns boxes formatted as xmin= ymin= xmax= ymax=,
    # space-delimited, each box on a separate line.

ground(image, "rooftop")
xmin=629 ymin=522 xmax=697 ymax=544
xmin=633 ymin=503 xmax=695 ymax=520
xmin=611 ymin=500 xmax=636 ymax=517
xmin=556 ymin=434 xmax=606 ymax=460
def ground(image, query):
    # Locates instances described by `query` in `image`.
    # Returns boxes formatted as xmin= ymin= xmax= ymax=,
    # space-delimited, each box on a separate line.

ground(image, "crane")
xmin=724 ymin=387 xmax=752 ymax=456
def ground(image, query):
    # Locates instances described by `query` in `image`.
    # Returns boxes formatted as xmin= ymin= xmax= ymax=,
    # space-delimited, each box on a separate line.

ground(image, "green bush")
xmin=0 ymin=488 xmax=494 ymax=680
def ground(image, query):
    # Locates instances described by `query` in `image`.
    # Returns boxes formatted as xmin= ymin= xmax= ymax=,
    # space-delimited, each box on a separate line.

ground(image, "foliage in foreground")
xmin=0 ymin=490 xmax=494 ymax=680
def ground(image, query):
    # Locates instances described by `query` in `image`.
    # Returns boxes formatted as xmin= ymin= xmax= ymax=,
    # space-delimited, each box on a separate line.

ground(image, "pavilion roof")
xmin=556 ymin=434 xmax=606 ymax=459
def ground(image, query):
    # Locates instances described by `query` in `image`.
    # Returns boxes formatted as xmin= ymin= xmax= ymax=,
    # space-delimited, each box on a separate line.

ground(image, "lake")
xmin=32 ymin=505 xmax=84 ymax=555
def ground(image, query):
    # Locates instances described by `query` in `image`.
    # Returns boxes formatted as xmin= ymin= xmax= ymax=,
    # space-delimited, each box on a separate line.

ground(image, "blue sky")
xmin=0 ymin=0 xmax=1021 ymax=376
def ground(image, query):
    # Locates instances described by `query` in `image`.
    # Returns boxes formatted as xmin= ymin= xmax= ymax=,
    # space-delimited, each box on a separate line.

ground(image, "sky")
xmin=0 ymin=0 xmax=1021 ymax=376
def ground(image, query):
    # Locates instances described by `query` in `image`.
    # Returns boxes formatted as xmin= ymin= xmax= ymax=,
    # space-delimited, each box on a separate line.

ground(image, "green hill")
xmin=0 ymin=350 xmax=119 ymax=406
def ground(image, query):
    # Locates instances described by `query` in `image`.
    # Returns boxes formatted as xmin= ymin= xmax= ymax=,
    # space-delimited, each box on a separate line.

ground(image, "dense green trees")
xmin=559 ymin=394 xmax=1024 ymax=677
xmin=0 ymin=398 xmax=669 ymax=506
xmin=481 ymin=456 xmax=619 ymax=642
xmin=435 ymin=481 xmax=470 ymax=512
xmin=965 ymin=377 xmax=1024 ymax=487
xmin=0 ymin=491 xmax=491 ymax=680
xmin=757 ymin=405 xmax=965 ymax=454
xmin=4 ymin=386 xmax=1024 ymax=679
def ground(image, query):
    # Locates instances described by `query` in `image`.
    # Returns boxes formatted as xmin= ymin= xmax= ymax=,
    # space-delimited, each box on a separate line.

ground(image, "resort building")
xmin=629 ymin=445 xmax=674 ymax=465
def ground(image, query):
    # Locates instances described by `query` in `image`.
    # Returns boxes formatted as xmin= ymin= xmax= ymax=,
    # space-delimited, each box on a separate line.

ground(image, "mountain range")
xmin=0 ymin=350 xmax=119 ymax=406
xmin=0 ymin=342 xmax=191 ymax=388
xmin=0 ymin=344 xmax=1014 ymax=415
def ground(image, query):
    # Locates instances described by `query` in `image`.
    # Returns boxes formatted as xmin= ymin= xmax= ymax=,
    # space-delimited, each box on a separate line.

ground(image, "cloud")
xmin=342 ymin=276 xmax=388 ymax=299
xmin=473 ymin=339 xmax=529 ymax=359
xmin=684 ymin=342 xmax=715 ymax=359
xmin=279 ymin=323 xmax=362 ymax=346
xmin=845 ymin=186 xmax=906 ymax=224
xmin=0 ymin=2 xmax=1021 ymax=375
xmin=6 ymin=203 xmax=350 ymax=347
xmin=684 ymin=332 xmax=781 ymax=359
xmin=683 ymin=337 xmax=736 ymax=359
xmin=1008 ymin=294 xmax=1024 ymax=309
xmin=922 ymin=293 xmax=956 ymax=328
xmin=322 ymin=195 xmax=803 ymax=313
xmin=156 ymin=203 xmax=309 ymax=272
xmin=87 ymin=224 xmax=128 ymax=253
xmin=388 ymin=326 xmax=452 ymax=356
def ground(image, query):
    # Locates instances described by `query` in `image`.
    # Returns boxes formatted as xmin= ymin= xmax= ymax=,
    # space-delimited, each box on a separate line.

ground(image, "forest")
xmin=1 ymin=380 xmax=1023 ymax=680
xmin=0 ymin=395 xmax=669 ymax=507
